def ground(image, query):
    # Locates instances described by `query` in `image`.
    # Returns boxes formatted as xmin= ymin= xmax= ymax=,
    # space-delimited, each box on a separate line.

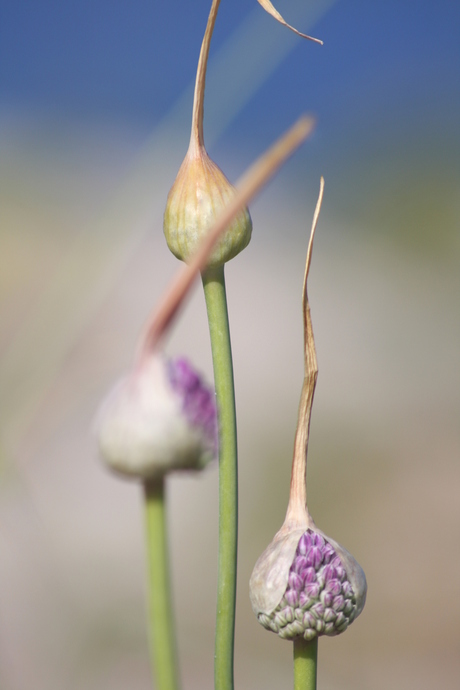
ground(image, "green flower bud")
xmin=164 ymin=147 xmax=252 ymax=268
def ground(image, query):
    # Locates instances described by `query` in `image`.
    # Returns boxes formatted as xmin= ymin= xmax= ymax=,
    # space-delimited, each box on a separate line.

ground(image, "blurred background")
xmin=1 ymin=1 xmax=459 ymax=688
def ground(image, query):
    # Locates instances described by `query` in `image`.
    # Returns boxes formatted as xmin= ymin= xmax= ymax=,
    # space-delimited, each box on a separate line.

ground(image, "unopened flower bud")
xmin=250 ymin=526 xmax=367 ymax=642
xmin=164 ymin=148 xmax=252 ymax=268
xmin=96 ymin=354 xmax=217 ymax=480
xmin=250 ymin=179 xmax=367 ymax=643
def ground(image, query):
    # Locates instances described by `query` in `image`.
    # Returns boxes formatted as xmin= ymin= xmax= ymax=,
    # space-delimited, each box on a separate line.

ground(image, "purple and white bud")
xmin=250 ymin=527 xmax=367 ymax=642
xmin=249 ymin=181 xmax=367 ymax=644
xmin=96 ymin=353 xmax=217 ymax=480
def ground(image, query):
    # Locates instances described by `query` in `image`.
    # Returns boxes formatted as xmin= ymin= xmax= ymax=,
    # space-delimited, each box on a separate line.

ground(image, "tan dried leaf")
xmin=257 ymin=0 xmax=323 ymax=44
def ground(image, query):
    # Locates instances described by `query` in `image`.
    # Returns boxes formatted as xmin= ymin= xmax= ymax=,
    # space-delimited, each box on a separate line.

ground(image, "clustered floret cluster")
xmin=257 ymin=529 xmax=358 ymax=641
xmin=168 ymin=357 xmax=218 ymax=455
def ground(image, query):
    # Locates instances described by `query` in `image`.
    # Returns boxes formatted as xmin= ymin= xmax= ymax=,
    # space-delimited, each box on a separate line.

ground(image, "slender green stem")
xmin=144 ymin=478 xmax=180 ymax=690
xmin=202 ymin=265 xmax=238 ymax=690
xmin=293 ymin=637 xmax=318 ymax=690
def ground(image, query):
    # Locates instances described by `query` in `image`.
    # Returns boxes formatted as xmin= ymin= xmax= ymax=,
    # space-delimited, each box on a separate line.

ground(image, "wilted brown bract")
xmin=257 ymin=0 xmax=323 ymax=45
xmin=285 ymin=176 xmax=324 ymax=529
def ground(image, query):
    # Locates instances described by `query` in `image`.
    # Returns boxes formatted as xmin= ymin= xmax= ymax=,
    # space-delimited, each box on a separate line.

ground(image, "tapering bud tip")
xmin=250 ymin=527 xmax=367 ymax=642
xmin=164 ymin=148 xmax=252 ymax=268
xmin=96 ymin=354 xmax=217 ymax=480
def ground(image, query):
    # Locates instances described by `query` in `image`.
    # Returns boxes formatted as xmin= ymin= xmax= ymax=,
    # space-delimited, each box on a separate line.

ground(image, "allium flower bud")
xmin=249 ymin=179 xmax=367 ymax=642
xmin=164 ymin=148 xmax=252 ymax=268
xmin=96 ymin=354 xmax=217 ymax=480
xmin=164 ymin=0 xmax=251 ymax=269
xmin=250 ymin=526 xmax=366 ymax=641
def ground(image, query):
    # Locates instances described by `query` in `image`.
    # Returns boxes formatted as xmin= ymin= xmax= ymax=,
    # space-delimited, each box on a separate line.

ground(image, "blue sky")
xmin=1 ymin=0 xmax=459 ymax=253
xmin=1 ymin=1 xmax=459 ymax=135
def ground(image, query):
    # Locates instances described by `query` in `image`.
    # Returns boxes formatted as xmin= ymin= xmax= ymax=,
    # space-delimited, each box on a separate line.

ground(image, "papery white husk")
xmin=96 ymin=354 xmax=210 ymax=479
xmin=250 ymin=526 xmax=308 ymax=615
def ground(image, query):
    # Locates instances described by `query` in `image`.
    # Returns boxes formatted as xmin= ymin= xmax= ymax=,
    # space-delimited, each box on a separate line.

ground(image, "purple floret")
xmin=168 ymin=357 xmax=218 ymax=455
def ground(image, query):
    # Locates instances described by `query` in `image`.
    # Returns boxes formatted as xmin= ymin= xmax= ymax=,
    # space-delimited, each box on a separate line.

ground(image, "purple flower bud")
xmin=250 ymin=527 xmax=366 ymax=642
xmin=332 ymin=595 xmax=345 ymax=612
xmin=301 ymin=567 xmax=317 ymax=584
xmin=322 ymin=543 xmax=336 ymax=564
xmin=320 ymin=590 xmax=333 ymax=608
xmin=96 ymin=353 xmax=217 ymax=480
xmin=311 ymin=533 xmax=325 ymax=549
xmin=299 ymin=591 xmax=313 ymax=609
xmin=335 ymin=566 xmax=346 ymax=582
xmin=294 ymin=609 xmax=304 ymax=622
xmin=311 ymin=602 xmax=325 ymax=619
xmin=299 ymin=592 xmax=315 ymax=610
xmin=288 ymin=572 xmax=303 ymax=591
xmin=304 ymin=582 xmax=320 ymax=600
xmin=285 ymin=589 xmax=299 ymax=608
xmin=302 ymin=611 xmax=316 ymax=629
xmin=323 ymin=564 xmax=337 ymax=582
xmin=306 ymin=546 xmax=323 ymax=569
xmin=168 ymin=357 xmax=217 ymax=453
xmin=298 ymin=532 xmax=312 ymax=555
xmin=167 ymin=357 xmax=200 ymax=391
xmin=294 ymin=556 xmax=308 ymax=573
xmin=324 ymin=608 xmax=337 ymax=623
xmin=331 ymin=556 xmax=342 ymax=569
xmin=335 ymin=612 xmax=346 ymax=628
xmin=342 ymin=581 xmax=354 ymax=598
xmin=281 ymin=607 xmax=294 ymax=624
xmin=315 ymin=619 xmax=325 ymax=634
xmin=325 ymin=579 xmax=342 ymax=597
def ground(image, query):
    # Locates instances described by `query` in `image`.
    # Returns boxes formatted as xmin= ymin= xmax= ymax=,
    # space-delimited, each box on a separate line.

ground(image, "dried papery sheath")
xmin=164 ymin=0 xmax=252 ymax=268
xmin=257 ymin=0 xmax=323 ymax=45
xmin=96 ymin=354 xmax=217 ymax=480
xmin=249 ymin=179 xmax=367 ymax=641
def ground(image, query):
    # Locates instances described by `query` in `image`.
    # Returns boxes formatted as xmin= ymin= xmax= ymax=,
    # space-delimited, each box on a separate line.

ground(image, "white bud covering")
xmin=96 ymin=354 xmax=214 ymax=479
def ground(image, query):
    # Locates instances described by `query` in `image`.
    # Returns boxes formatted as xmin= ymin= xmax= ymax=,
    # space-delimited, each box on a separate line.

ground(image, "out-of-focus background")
xmin=1 ymin=1 xmax=459 ymax=688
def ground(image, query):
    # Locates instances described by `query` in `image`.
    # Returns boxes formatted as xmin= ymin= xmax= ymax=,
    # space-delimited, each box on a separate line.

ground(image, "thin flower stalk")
xmin=201 ymin=265 xmax=237 ymax=690
xmin=144 ymin=479 xmax=180 ymax=690
xmin=294 ymin=636 xmax=318 ymax=690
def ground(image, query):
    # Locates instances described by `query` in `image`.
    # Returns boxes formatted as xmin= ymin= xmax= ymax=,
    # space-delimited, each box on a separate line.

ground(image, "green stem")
xmin=202 ymin=265 xmax=238 ymax=690
xmin=293 ymin=637 xmax=318 ymax=690
xmin=144 ymin=478 xmax=180 ymax=690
